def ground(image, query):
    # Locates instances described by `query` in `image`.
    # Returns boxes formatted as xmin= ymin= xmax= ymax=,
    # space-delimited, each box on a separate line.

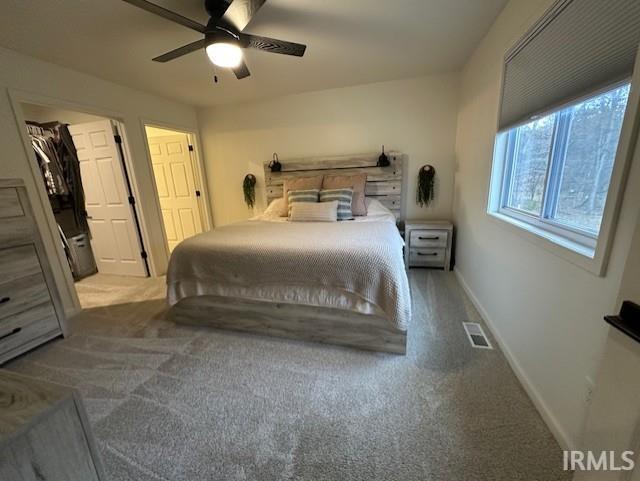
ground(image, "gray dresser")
xmin=0 ymin=370 xmax=107 ymax=480
xmin=404 ymin=220 xmax=454 ymax=270
xmin=0 ymin=179 xmax=67 ymax=364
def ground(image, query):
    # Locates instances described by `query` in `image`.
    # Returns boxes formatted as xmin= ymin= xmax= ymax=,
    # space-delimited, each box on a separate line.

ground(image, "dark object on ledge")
xmin=268 ymin=153 xmax=282 ymax=172
xmin=243 ymin=174 xmax=257 ymax=208
xmin=377 ymin=145 xmax=390 ymax=167
xmin=416 ymin=165 xmax=436 ymax=207
xmin=605 ymin=301 xmax=640 ymax=343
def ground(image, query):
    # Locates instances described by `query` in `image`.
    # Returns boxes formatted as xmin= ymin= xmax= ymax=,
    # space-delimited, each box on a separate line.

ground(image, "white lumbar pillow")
xmin=289 ymin=200 xmax=338 ymax=222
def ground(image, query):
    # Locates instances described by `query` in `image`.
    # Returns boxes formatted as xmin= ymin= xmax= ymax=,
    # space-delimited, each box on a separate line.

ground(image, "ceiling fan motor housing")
xmin=205 ymin=19 xmax=243 ymax=47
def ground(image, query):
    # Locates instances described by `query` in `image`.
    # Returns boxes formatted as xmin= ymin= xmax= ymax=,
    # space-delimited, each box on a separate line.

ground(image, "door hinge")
xmin=188 ymin=144 xmax=194 ymax=152
xmin=195 ymin=190 xmax=201 ymax=197
xmin=114 ymin=134 xmax=122 ymax=144
xmin=140 ymin=251 xmax=148 ymax=259
xmin=128 ymin=196 xmax=135 ymax=205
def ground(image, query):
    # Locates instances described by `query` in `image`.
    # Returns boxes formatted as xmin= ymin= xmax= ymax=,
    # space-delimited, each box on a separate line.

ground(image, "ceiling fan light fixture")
xmin=125 ymin=0 xmax=307 ymax=80
xmin=206 ymin=42 xmax=243 ymax=68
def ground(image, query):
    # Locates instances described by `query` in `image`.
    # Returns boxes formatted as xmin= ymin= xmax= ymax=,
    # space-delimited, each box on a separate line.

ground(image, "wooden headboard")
xmin=263 ymin=152 xmax=404 ymax=218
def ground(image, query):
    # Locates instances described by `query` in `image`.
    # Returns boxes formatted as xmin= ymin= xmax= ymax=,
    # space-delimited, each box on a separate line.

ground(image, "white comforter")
xmin=167 ymin=218 xmax=411 ymax=331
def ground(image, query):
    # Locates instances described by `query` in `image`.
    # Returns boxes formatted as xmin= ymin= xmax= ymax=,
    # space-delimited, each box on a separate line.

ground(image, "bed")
xmin=167 ymin=153 xmax=410 ymax=354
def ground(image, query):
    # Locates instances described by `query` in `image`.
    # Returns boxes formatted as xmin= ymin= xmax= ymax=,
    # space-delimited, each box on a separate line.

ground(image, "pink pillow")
xmin=280 ymin=175 xmax=324 ymax=216
xmin=322 ymin=173 xmax=367 ymax=216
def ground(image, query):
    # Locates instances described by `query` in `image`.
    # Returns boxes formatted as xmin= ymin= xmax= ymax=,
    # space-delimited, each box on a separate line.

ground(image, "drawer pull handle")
xmin=417 ymin=252 xmax=438 ymax=256
xmin=0 ymin=297 xmax=10 ymax=305
xmin=418 ymin=236 xmax=440 ymax=240
xmin=0 ymin=327 xmax=21 ymax=341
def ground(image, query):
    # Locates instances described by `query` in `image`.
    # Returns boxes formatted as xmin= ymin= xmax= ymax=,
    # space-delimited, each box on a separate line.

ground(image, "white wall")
xmin=453 ymin=0 xmax=640 ymax=449
xmin=573 ymin=195 xmax=640 ymax=480
xmin=145 ymin=125 xmax=185 ymax=138
xmin=0 ymin=47 xmax=199 ymax=315
xmin=20 ymin=103 xmax=105 ymax=124
xmin=198 ymin=74 xmax=459 ymax=226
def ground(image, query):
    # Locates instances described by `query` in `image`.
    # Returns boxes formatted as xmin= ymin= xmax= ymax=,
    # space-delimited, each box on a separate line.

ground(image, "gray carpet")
xmin=6 ymin=271 xmax=570 ymax=481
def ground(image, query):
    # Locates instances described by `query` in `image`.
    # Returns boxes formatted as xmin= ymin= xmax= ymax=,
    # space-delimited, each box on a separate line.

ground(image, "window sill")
xmin=487 ymin=210 xmax=605 ymax=275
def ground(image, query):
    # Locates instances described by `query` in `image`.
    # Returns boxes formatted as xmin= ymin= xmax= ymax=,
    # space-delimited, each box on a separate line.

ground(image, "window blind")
xmin=498 ymin=0 xmax=640 ymax=132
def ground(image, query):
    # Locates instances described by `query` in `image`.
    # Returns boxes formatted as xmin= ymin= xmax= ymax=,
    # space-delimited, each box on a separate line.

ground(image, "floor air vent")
xmin=463 ymin=322 xmax=493 ymax=349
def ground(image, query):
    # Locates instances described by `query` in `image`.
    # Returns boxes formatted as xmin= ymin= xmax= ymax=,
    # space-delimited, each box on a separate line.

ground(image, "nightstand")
xmin=404 ymin=220 xmax=453 ymax=270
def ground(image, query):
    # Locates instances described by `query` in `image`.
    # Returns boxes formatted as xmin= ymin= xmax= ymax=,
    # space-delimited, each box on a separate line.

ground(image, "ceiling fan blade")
xmin=222 ymin=0 xmax=266 ymax=32
xmin=152 ymin=39 xmax=207 ymax=62
xmin=205 ymin=0 xmax=234 ymax=19
xmin=122 ymin=0 xmax=206 ymax=33
xmin=243 ymin=34 xmax=306 ymax=57
xmin=232 ymin=59 xmax=251 ymax=79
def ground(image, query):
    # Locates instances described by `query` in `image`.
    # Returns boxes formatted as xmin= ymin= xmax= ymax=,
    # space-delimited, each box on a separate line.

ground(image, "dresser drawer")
xmin=0 ymin=273 xmax=52 ymax=321
xmin=0 ymin=180 xmax=67 ymax=363
xmin=0 ymin=216 xmax=33 ymax=248
xmin=0 ymin=245 xmax=42 ymax=284
xmin=410 ymin=229 xmax=448 ymax=248
xmin=409 ymin=247 xmax=446 ymax=267
xmin=0 ymin=187 xmax=24 ymax=218
xmin=0 ymin=302 xmax=59 ymax=356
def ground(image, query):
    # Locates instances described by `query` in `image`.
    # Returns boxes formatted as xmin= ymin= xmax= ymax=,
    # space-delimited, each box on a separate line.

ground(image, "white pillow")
xmin=290 ymin=200 xmax=339 ymax=222
xmin=264 ymin=198 xmax=285 ymax=215
xmin=365 ymin=198 xmax=393 ymax=216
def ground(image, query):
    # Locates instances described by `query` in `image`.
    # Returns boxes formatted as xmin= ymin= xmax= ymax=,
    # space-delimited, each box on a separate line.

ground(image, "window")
xmin=490 ymin=83 xmax=630 ymax=254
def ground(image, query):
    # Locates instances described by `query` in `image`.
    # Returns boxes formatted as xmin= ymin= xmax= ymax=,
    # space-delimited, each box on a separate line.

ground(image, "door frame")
xmin=7 ymin=89 xmax=159 ymax=315
xmin=141 ymin=120 xmax=213 ymax=262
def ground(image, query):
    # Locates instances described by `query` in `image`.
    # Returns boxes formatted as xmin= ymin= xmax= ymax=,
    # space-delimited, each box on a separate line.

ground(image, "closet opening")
xmin=144 ymin=124 xmax=208 ymax=255
xmin=21 ymin=103 xmax=150 ymax=307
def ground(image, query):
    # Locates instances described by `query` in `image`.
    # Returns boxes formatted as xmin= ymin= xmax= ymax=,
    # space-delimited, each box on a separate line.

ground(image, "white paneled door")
xmin=69 ymin=120 xmax=147 ymax=277
xmin=148 ymin=134 xmax=203 ymax=252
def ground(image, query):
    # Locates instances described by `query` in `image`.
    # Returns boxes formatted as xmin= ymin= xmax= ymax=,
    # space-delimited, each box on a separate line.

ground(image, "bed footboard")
xmin=168 ymin=296 xmax=407 ymax=355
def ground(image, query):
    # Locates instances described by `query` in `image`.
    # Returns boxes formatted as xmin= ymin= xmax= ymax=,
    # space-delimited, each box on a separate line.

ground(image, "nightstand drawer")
xmin=409 ymin=247 xmax=446 ymax=267
xmin=410 ymin=229 xmax=448 ymax=248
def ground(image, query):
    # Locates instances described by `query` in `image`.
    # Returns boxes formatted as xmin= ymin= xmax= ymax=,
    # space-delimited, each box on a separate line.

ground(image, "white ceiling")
xmin=0 ymin=0 xmax=508 ymax=107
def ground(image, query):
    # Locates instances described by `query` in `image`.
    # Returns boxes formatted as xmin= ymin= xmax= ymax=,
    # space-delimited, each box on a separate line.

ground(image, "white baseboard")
xmin=453 ymin=266 xmax=575 ymax=451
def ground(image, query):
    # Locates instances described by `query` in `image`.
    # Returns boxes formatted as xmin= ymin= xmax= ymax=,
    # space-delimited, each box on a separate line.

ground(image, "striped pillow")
xmin=319 ymin=188 xmax=354 ymax=220
xmin=287 ymin=189 xmax=320 ymax=217
xmin=290 ymin=200 xmax=338 ymax=222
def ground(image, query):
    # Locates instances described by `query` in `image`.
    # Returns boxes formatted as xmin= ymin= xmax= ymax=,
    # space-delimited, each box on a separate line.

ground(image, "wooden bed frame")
xmin=169 ymin=296 xmax=407 ymax=354
xmin=170 ymin=152 xmax=408 ymax=354
xmin=264 ymin=151 xmax=403 ymax=218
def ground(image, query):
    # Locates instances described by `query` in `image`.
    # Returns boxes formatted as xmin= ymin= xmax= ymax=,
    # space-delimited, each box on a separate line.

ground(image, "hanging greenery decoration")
xmin=243 ymin=174 xmax=257 ymax=209
xmin=416 ymin=165 xmax=436 ymax=207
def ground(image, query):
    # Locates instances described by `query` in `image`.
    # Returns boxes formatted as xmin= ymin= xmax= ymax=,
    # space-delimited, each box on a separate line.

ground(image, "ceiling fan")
xmin=122 ymin=0 xmax=306 ymax=79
